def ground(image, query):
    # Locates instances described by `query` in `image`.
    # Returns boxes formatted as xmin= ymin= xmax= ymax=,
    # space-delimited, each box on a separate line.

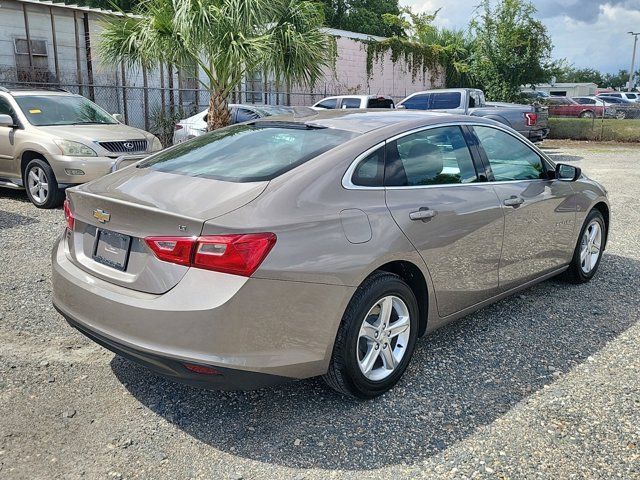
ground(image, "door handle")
xmin=503 ymin=196 xmax=524 ymax=207
xmin=409 ymin=208 xmax=437 ymax=221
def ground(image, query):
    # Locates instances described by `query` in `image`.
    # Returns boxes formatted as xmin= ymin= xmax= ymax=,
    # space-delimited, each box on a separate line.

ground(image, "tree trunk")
xmin=207 ymin=90 xmax=231 ymax=131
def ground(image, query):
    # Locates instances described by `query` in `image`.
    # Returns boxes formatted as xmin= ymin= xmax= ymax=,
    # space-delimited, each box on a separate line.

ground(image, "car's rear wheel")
xmin=563 ymin=209 xmax=606 ymax=283
xmin=24 ymin=158 xmax=64 ymax=209
xmin=323 ymin=271 xmax=419 ymax=399
xmin=579 ymin=111 xmax=595 ymax=119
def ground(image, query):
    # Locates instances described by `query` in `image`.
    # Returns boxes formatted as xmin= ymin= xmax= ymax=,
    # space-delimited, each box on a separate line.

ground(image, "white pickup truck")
xmin=398 ymin=88 xmax=549 ymax=143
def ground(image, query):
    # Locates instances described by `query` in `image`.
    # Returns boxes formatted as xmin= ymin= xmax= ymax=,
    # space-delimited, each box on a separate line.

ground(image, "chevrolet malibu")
xmin=52 ymin=111 xmax=609 ymax=399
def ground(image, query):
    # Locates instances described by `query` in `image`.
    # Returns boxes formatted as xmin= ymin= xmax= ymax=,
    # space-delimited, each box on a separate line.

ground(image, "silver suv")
xmin=0 ymin=87 xmax=162 ymax=208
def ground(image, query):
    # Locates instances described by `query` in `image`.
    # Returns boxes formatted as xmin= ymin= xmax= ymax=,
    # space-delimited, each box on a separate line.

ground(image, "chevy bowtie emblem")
xmin=93 ymin=209 xmax=111 ymax=223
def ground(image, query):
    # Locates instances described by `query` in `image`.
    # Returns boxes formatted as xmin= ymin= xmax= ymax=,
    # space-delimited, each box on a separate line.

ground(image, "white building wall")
xmin=0 ymin=0 xmax=444 ymax=127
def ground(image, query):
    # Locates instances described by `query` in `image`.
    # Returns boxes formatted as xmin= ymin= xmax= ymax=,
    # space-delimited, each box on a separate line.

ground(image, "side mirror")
xmin=395 ymin=104 xmax=406 ymax=109
xmin=112 ymin=113 xmax=124 ymax=123
xmin=0 ymin=114 xmax=16 ymax=128
xmin=556 ymin=163 xmax=581 ymax=182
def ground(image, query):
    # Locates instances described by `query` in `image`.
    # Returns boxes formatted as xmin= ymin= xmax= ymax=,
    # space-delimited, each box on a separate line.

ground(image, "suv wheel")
xmin=323 ymin=271 xmax=419 ymax=399
xmin=24 ymin=158 xmax=64 ymax=209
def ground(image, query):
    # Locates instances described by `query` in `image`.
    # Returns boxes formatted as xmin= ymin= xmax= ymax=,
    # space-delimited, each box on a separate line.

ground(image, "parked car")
xmin=573 ymin=97 xmax=620 ymax=118
xmin=397 ymin=88 xmax=549 ymax=143
xmin=544 ymin=96 xmax=610 ymax=119
xmin=311 ymin=95 xmax=395 ymax=110
xmin=597 ymin=91 xmax=639 ymax=103
xmin=173 ymin=104 xmax=294 ymax=144
xmin=0 ymin=87 xmax=162 ymax=208
xmin=574 ymin=96 xmax=640 ymax=119
xmin=53 ymin=110 xmax=609 ymax=399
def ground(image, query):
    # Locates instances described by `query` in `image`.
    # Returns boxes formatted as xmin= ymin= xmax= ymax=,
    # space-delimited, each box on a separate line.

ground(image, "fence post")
xmin=49 ymin=7 xmax=60 ymax=82
xmin=82 ymin=13 xmax=95 ymax=101
xmin=168 ymin=64 xmax=175 ymax=115
xmin=143 ymin=64 xmax=149 ymax=131
xmin=73 ymin=12 xmax=83 ymax=96
xmin=121 ymin=63 xmax=129 ymax=125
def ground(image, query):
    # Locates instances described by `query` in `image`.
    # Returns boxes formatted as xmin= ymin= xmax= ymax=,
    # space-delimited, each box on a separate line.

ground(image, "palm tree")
xmin=100 ymin=0 xmax=332 ymax=130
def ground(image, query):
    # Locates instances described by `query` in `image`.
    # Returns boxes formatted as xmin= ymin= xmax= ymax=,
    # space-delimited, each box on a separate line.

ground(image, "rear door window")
xmin=234 ymin=108 xmax=261 ymax=123
xmin=340 ymin=98 xmax=361 ymax=109
xmin=141 ymin=124 xmax=357 ymax=182
xmin=385 ymin=126 xmax=479 ymax=186
xmin=431 ymin=92 xmax=462 ymax=109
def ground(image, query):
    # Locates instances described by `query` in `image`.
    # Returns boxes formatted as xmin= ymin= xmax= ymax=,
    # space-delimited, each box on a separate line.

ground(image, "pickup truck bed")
xmin=398 ymin=89 xmax=549 ymax=142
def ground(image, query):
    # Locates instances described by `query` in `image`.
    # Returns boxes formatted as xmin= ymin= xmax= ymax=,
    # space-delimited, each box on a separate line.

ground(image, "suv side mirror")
xmin=556 ymin=163 xmax=581 ymax=182
xmin=112 ymin=113 xmax=124 ymax=123
xmin=0 ymin=114 xmax=16 ymax=128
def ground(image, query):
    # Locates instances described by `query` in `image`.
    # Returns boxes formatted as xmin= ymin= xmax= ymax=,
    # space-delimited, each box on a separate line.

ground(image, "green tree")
xmin=470 ymin=0 xmax=552 ymax=101
xmin=383 ymin=7 xmax=475 ymax=87
xmin=99 ymin=0 xmax=332 ymax=129
xmin=319 ymin=0 xmax=403 ymax=37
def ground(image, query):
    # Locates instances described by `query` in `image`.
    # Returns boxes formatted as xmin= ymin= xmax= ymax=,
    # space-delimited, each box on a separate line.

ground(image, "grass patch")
xmin=548 ymin=118 xmax=640 ymax=142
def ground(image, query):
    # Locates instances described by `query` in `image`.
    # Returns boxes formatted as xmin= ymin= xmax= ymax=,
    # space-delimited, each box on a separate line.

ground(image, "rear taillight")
xmin=144 ymin=233 xmax=276 ymax=277
xmin=174 ymin=124 xmax=184 ymax=131
xmin=525 ymin=112 xmax=538 ymax=126
xmin=63 ymin=199 xmax=74 ymax=231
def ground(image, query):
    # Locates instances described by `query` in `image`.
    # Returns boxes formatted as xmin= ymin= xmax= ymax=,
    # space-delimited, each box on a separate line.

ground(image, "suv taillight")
xmin=145 ymin=233 xmax=276 ymax=277
xmin=525 ymin=112 xmax=538 ymax=126
xmin=63 ymin=199 xmax=74 ymax=231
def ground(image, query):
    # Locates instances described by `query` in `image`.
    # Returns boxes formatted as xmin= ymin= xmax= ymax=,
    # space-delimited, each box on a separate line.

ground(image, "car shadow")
xmin=111 ymin=253 xmax=639 ymax=471
xmin=0 ymin=188 xmax=31 ymax=204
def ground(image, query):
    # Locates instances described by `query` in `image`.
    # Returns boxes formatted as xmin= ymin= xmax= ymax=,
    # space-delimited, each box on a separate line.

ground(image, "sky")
xmin=402 ymin=0 xmax=640 ymax=73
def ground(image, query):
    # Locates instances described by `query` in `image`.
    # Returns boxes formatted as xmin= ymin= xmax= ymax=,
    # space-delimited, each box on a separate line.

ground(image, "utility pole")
xmin=628 ymin=32 xmax=639 ymax=92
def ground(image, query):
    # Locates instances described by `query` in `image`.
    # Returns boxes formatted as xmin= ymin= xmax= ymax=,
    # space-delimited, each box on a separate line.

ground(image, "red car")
xmin=545 ymin=96 xmax=607 ymax=118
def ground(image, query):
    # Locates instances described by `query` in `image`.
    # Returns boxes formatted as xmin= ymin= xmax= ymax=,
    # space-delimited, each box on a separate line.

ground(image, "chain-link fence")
xmin=1 ymin=79 xmax=408 ymax=146
xmin=543 ymin=96 xmax=640 ymax=142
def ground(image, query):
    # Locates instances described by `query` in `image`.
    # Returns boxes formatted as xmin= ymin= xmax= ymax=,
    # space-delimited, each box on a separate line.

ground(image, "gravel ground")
xmin=0 ymin=140 xmax=638 ymax=479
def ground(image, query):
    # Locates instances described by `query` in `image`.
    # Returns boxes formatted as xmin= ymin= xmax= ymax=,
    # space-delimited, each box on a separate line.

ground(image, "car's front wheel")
xmin=24 ymin=158 xmax=64 ymax=209
xmin=323 ymin=271 xmax=419 ymax=399
xmin=564 ymin=209 xmax=606 ymax=283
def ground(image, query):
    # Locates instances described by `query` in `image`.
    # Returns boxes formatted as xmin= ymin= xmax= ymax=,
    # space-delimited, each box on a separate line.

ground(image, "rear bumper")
xmin=51 ymin=234 xmax=353 ymax=387
xmin=527 ymin=127 xmax=549 ymax=142
xmin=59 ymin=310 xmax=291 ymax=390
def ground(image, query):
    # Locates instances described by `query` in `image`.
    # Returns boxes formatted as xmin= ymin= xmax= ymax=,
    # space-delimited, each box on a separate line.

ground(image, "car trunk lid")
xmin=65 ymin=167 xmax=268 ymax=294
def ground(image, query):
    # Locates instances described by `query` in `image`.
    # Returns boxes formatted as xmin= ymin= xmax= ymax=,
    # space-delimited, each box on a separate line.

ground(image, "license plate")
xmin=93 ymin=229 xmax=131 ymax=271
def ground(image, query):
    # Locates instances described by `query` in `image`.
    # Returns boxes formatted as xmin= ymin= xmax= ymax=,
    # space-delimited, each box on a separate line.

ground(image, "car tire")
xmin=323 ymin=271 xmax=419 ymax=399
xmin=616 ymin=111 xmax=627 ymax=120
xmin=24 ymin=158 xmax=64 ymax=209
xmin=563 ymin=209 xmax=606 ymax=284
xmin=579 ymin=111 xmax=595 ymax=119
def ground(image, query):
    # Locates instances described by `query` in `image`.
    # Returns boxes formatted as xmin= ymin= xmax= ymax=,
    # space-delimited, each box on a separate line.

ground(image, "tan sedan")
xmin=52 ymin=110 xmax=609 ymax=398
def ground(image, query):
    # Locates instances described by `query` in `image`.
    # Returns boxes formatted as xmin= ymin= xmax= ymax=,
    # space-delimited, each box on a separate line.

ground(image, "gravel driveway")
xmin=1 ymin=140 xmax=638 ymax=479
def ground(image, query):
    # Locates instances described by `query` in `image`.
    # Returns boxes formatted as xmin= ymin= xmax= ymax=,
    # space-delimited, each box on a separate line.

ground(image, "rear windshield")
xmin=140 ymin=124 xmax=357 ymax=182
xmin=367 ymin=98 xmax=394 ymax=108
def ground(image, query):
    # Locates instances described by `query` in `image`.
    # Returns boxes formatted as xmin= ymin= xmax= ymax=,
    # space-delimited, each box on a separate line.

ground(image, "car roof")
xmin=253 ymin=109 xmax=494 ymax=134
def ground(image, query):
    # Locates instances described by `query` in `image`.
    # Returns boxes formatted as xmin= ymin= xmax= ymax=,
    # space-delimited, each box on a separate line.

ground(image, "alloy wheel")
xmin=356 ymin=295 xmax=411 ymax=381
xmin=580 ymin=220 xmax=602 ymax=274
xmin=28 ymin=166 xmax=49 ymax=204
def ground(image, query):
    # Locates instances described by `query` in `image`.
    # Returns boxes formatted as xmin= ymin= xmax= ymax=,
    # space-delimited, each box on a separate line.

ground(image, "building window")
xmin=14 ymin=38 xmax=52 ymax=82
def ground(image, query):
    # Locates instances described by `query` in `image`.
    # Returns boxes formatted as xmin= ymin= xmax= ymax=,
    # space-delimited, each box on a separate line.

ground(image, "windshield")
xmin=14 ymin=95 xmax=118 ymax=126
xmin=140 ymin=124 xmax=358 ymax=182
